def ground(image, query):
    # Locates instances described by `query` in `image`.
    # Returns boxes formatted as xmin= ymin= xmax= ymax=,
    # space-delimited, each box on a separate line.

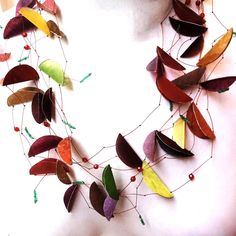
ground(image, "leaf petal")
xmin=169 ymin=17 xmax=207 ymax=37
xmin=143 ymin=131 xmax=157 ymax=162
xmin=197 ymin=28 xmax=233 ymax=66
xmin=3 ymin=15 xmax=36 ymax=39
xmin=42 ymin=87 xmax=54 ymax=122
xmin=173 ymin=118 xmax=186 ymax=149
xmin=28 ymin=135 xmax=62 ymax=157
xmin=200 ymin=76 xmax=236 ymax=92
xmin=115 ymin=133 xmax=142 ymax=168
xmin=102 ymin=165 xmax=119 ymax=200
xmin=89 ymin=182 xmax=106 ymax=217
xmin=19 ymin=7 xmax=51 ymax=36
xmin=142 ymin=161 xmax=173 ymax=198
xmin=36 ymin=0 xmax=57 ymax=15
xmin=7 ymin=87 xmax=43 ymax=106
xmin=47 ymin=20 xmax=65 ymax=37
xmin=103 ymin=196 xmax=117 ymax=221
xmin=16 ymin=0 xmax=36 ymax=15
xmin=3 ymin=64 xmax=39 ymax=86
xmin=32 ymin=92 xmax=46 ymax=124
xmin=156 ymin=75 xmax=192 ymax=104
xmin=56 ymin=160 xmax=71 ymax=185
xmin=156 ymin=131 xmax=193 ymax=157
xmin=172 ymin=66 xmax=206 ymax=90
xmin=172 ymin=0 xmax=205 ymax=25
xmin=29 ymin=158 xmax=69 ymax=175
xmin=180 ymin=35 xmax=204 ymax=58
xmin=186 ymin=102 xmax=215 ymax=139
xmin=39 ymin=59 xmax=65 ymax=85
xmin=63 ymin=184 xmax=79 ymax=213
xmin=57 ymin=137 xmax=72 ymax=165
xmin=146 ymin=57 xmax=157 ymax=72
xmin=0 ymin=53 xmax=11 ymax=62
xmin=157 ymin=46 xmax=185 ymax=71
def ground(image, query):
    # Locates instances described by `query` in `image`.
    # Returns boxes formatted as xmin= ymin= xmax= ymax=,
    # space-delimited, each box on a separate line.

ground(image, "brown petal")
xmin=42 ymin=87 xmax=54 ymax=122
xmin=32 ymin=92 xmax=46 ymax=124
xmin=56 ymin=160 xmax=71 ymax=185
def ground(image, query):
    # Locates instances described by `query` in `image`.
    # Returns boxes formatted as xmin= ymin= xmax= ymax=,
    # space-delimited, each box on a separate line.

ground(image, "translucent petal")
xmin=36 ymin=0 xmax=57 ymax=15
xmin=47 ymin=20 xmax=65 ymax=37
xmin=42 ymin=87 xmax=54 ymax=122
xmin=56 ymin=160 xmax=71 ymax=185
xmin=63 ymin=184 xmax=79 ymax=213
xmin=0 ymin=53 xmax=11 ymax=62
xmin=39 ymin=59 xmax=65 ymax=85
xmin=19 ymin=7 xmax=51 ymax=36
xmin=173 ymin=118 xmax=186 ymax=149
xmin=32 ymin=92 xmax=46 ymax=124
xmin=15 ymin=0 xmax=36 ymax=15
xmin=142 ymin=161 xmax=173 ymax=198
xmin=103 ymin=196 xmax=117 ymax=221
xmin=57 ymin=137 xmax=72 ymax=165
xmin=143 ymin=131 xmax=157 ymax=162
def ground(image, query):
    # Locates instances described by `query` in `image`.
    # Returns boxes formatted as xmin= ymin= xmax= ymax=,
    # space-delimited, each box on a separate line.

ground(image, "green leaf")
xmin=102 ymin=165 xmax=119 ymax=200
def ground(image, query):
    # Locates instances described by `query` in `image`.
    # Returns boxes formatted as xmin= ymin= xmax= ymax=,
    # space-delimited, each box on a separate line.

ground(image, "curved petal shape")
xmin=3 ymin=64 xmax=39 ymax=86
xmin=42 ymin=87 xmax=54 ymax=121
xmin=186 ymin=103 xmax=215 ymax=139
xmin=102 ymin=165 xmax=119 ymax=200
xmin=172 ymin=0 xmax=205 ymax=25
xmin=146 ymin=57 xmax=157 ymax=72
xmin=169 ymin=17 xmax=207 ymax=37
xmin=115 ymin=134 xmax=142 ymax=168
xmin=0 ymin=53 xmax=11 ymax=62
xmin=56 ymin=160 xmax=71 ymax=185
xmin=143 ymin=131 xmax=157 ymax=162
xmin=157 ymin=46 xmax=185 ymax=71
xmin=36 ymin=0 xmax=57 ymax=15
xmin=156 ymin=131 xmax=193 ymax=157
xmin=142 ymin=161 xmax=173 ymax=198
xmin=200 ymin=76 xmax=236 ymax=92
xmin=16 ymin=0 xmax=36 ymax=15
xmin=7 ymin=87 xmax=43 ymax=106
xmin=28 ymin=135 xmax=62 ymax=157
xmin=57 ymin=137 xmax=72 ymax=165
xmin=29 ymin=158 xmax=69 ymax=175
xmin=19 ymin=7 xmax=51 ymax=36
xmin=197 ymin=28 xmax=233 ymax=66
xmin=32 ymin=92 xmax=46 ymax=124
xmin=3 ymin=15 xmax=35 ymax=39
xmin=172 ymin=67 xmax=206 ymax=90
xmin=47 ymin=20 xmax=65 ymax=37
xmin=89 ymin=182 xmax=106 ymax=217
xmin=180 ymin=35 xmax=204 ymax=58
xmin=103 ymin=196 xmax=117 ymax=221
xmin=156 ymin=75 xmax=192 ymax=104
xmin=64 ymin=184 xmax=79 ymax=213
xmin=39 ymin=59 xmax=65 ymax=85
xmin=173 ymin=118 xmax=186 ymax=149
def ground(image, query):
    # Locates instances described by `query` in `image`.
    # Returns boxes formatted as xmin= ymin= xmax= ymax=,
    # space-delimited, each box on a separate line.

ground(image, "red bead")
xmin=21 ymin=32 xmax=27 ymax=37
xmin=14 ymin=127 xmax=20 ymax=132
xmin=185 ymin=0 xmax=191 ymax=5
xmin=43 ymin=121 xmax=50 ymax=127
xmin=195 ymin=0 xmax=201 ymax=6
xmin=137 ymin=167 xmax=143 ymax=172
xmin=130 ymin=176 xmax=136 ymax=182
xmin=189 ymin=173 xmax=195 ymax=181
xmin=200 ymin=12 xmax=205 ymax=18
xmin=93 ymin=164 xmax=99 ymax=169
xmin=24 ymin=45 xmax=31 ymax=50
xmin=82 ymin=157 xmax=88 ymax=163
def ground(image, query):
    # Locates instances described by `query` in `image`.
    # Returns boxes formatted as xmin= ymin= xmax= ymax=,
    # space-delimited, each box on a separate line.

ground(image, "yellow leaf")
xmin=173 ymin=117 xmax=186 ymax=149
xmin=19 ymin=7 xmax=51 ymax=36
xmin=142 ymin=161 xmax=173 ymax=199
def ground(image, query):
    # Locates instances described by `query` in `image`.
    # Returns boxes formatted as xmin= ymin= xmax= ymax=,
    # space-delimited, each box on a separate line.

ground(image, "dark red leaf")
xmin=28 ymin=135 xmax=62 ymax=157
xmin=3 ymin=64 xmax=39 ymax=86
xmin=16 ymin=0 xmax=36 ymax=15
xmin=56 ymin=160 xmax=71 ymax=185
xmin=3 ymin=15 xmax=35 ymax=39
xmin=64 ymin=184 xmax=79 ymax=213
xmin=42 ymin=87 xmax=54 ymax=122
xmin=181 ymin=35 xmax=204 ymax=58
xmin=157 ymin=46 xmax=185 ymax=71
xmin=200 ymin=76 xmax=236 ymax=92
xmin=172 ymin=66 xmax=206 ymax=90
xmin=172 ymin=0 xmax=205 ymax=25
xmin=115 ymin=134 xmax=142 ymax=168
xmin=156 ymin=131 xmax=193 ymax=157
xmin=29 ymin=158 xmax=69 ymax=175
xmin=169 ymin=17 xmax=207 ymax=37
xmin=32 ymin=92 xmax=46 ymax=124
xmin=89 ymin=182 xmax=106 ymax=217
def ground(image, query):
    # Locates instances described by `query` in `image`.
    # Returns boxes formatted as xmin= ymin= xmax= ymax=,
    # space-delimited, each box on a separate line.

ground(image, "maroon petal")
xmin=143 ymin=131 xmax=157 ymax=162
xmin=56 ymin=160 xmax=71 ymax=185
xmin=28 ymin=135 xmax=62 ymax=157
xmin=42 ymin=88 xmax=54 ymax=122
xmin=103 ymin=196 xmax=117 ymax=221
xmin=116 ymin=134 xmax=142 ymax=168
xmin=64 ymin=184 xmax=79 ymax=212
xmin=3 ymin=64 xmax=39 ymax=86
xmin=16 ymin=0 xmax=36 ymax=15
xmin=3 ymin=15 xmax=35 ymax=39
xmin=32 ymin=92 xmax=46 ymax=124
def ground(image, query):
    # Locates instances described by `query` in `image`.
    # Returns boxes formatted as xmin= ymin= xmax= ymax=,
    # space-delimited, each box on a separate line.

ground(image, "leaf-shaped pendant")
xmin=42 ymin=87 xmax=54 ymax=122
xmin=57 ymin=137 xmax=72 ymax=165
xmin=63 ymin=184 xmax=79 ymax=212
xmin=32 ymin=92 xmax=46 ymax=124
xmin=56 ymin=160 xmax=71 ymax=185
xmin=143 ymin=131 xmax=157 ymax=162
xmin=103 ymin=196 xmax=117 ymax=221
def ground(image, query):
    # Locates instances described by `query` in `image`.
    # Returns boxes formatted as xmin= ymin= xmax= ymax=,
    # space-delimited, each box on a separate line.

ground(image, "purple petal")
xmin=143 ymin=131 xmax=157 ymax=162
xmin=103 ymin=196 xmax=117 ymax=221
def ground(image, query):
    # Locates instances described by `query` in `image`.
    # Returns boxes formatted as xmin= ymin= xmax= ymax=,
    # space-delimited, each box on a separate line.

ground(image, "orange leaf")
xmin=57 ymin=137 xmax=72 ymax=165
